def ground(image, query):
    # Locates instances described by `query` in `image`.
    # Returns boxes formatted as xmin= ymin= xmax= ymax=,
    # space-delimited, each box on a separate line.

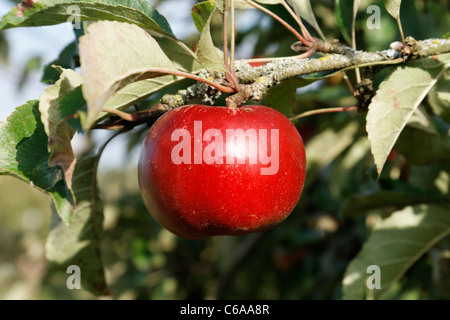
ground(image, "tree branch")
xmin=97 ymin=37 xmax=450 ymax=127
xmin=237 ymin=38 xmax=450 ymax=83
xmin=230 ymin=37 xmax=450 ymax=105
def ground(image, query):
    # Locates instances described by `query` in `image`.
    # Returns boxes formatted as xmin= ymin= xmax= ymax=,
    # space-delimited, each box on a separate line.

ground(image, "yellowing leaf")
xmin=79 ymin=21 xmax=178 ymax=129
xmin=46 ymin=154 xmax=109 ymax=296
xmin=39 ymin=67 xmax=82 ymax=195
xmin=384 ymin=0 xmax=402 ymax=19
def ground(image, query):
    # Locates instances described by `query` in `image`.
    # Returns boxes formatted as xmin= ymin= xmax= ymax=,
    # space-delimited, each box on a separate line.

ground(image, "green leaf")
xmin=0 ymin=101 xmax=60 ymax=189
xmin=334 ymin=0 xmax=353 ymax=44
xmin=46 ymin=153 xmax=109 ymax=296
xmin=0 ymin=101 xmax=74 ymax=225
xmin=0 ymin=0 xmax=174 ymax=38
xmin=384 ymin=0 xmax=402 ymax=19
xmin=41 ymin=41 xmax=78 ymax=84
xmin=39 ymin=67 xmax=83 ymax=197
xmin=192 ymin=1 xmax=226 ymax=73
xmin=265 ymin=78 xmax=316 ymax=116
xmin=342 ymin=204 xmax=450 ymax=300
xmin=58 ymin=85 xmax=87 ymax=132
xmin=0 ymin=33 xmax=9 ymax=64
xmin=17 ymin=55 xmax=42 ymax=91
xmin=304 ymin=120 xmax=359 ymax=188
xmin=431 ymin=240 xmax=450 ymax=299
xmin=395 ymin=125 xmax=450 ymax=166
xmin=409 ymin=162 xmax=450 ymax=196
xmin=428 ymin=69 xmax=450 ymax=122
xmin=329 ymin=136 xmax=371 ymax=199
xmin=366 ymin=53 xmax=450 ymax=176
xmin=79 ymin=20 xmax=179 ymax=129
xmin=341 ymin=191 xmax=447 ymax=218
xmin=192 ymin=0 xmax=217 ymax=32
xmin=301 ymin=67 xmax=343 ymax=80
xmin=287 ymin=0 xmax=325 ymax=40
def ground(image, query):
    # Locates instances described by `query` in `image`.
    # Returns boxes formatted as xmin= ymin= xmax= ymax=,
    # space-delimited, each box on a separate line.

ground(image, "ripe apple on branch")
xmin=134 ymin=0 xmax=314 ymax=239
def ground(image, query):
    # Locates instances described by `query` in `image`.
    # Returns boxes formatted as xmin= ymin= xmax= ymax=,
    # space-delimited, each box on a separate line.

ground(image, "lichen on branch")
xmin=232 ymin=37 xmax=450 ymax=105
xmin=147 ymin=37 xmax=450 ymax=111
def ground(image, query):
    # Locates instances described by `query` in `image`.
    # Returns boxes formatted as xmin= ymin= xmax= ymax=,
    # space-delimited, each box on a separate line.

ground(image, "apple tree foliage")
xmin=0 ymin=0 xmax=449 ymax=299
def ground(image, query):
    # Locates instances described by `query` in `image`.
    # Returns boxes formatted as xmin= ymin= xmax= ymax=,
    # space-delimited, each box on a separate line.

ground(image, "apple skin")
xmin=138 ymin=105 xmax=306 ymax=239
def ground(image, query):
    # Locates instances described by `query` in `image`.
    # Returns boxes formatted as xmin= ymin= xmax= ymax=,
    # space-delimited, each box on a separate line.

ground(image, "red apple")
xmin=138 ymin=105 xmax=306 ymax=239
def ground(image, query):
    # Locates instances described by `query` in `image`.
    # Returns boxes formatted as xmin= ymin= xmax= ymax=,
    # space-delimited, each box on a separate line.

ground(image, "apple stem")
xmin=289 ymin=105 xmax=359 ymax=121
xmin=341 ymin=71 xmax=355 ymax=95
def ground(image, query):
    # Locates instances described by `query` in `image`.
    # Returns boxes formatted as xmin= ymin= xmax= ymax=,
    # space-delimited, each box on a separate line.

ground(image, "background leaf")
xmin=304 ymin=120 xmax=359 ymax=188
xmin=342 ymin=204 xmax=450 ymax=300
xmin=428 ymin=69 xmax=450 ymax=122
xmin=366 ymin=53 xmax=450 ymax=176
xmin=334 ymin=0 xmax=353 ymax=44
xmin=0 ymin=101 xmax=59 ymax=189
xmin=46 ymin=153 xmax=109 ymax=296
xmin=41 ymin=41 xmax=78 ymax=85
xmin=265 ymin=78 xmax=316 ymax=116
xmin=341 ymin=191 xmax=447 ymax=218
xmin=395 ymin=124 xmax=450 ymax=166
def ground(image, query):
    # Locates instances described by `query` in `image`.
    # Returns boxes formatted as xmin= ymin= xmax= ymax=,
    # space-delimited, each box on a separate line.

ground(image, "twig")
xmin=342 ymin=71 xmax=354 ymax=95
xmin=223 ymin=0 xmax=240 ymax=91
xmin=289 ymin=106 xmax=358 ymax=121
xmin=351 ymin=1 xmax=361 ymax=84
xmin=94 ymin=104 xmax=170 ymax=130
xmin=230 ymin=0 xmax=237 ymax=83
